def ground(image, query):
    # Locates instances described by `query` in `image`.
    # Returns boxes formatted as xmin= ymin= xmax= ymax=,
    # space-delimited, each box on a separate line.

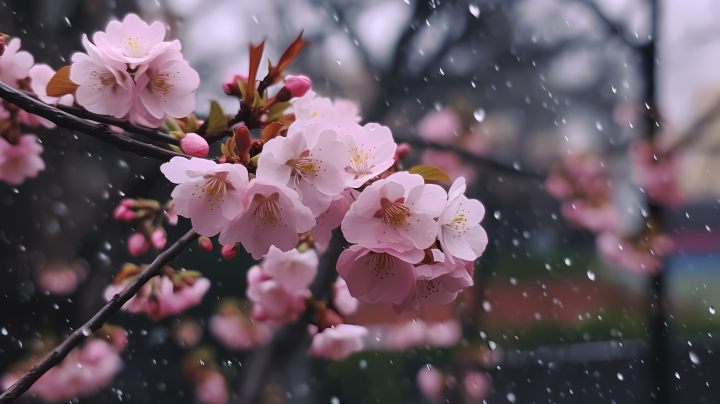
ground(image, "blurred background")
xmin=1 ymin=0 xmax=720 ymax=403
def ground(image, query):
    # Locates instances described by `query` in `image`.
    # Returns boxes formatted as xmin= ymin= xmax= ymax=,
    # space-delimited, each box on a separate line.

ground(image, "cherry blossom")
xmin=0 ymin=38 xmax=33 ymax=88
xmin=336 ymin=244 xmax=423 ymax=305
xmin=35 ymin=260 xmax=88 ymax=296
xmin=261 ymin=245 xmax=318 ymax=291
xmin=0 ymin=134 xmax=45 ymax=185
xmin=180 ymin=132 xmax=209 ymax=158
xmin=560 ymin=199 xmax=618 ymax=233
xmin=417 ymin=107 xmax=461 ymax=143
xmin=293 ymin=90 xmax=361 ymax=124
xmin=596 ymin=232 xmax=673 ymax=274
xmin=312 ymin=189 xmax=354 ymax=254
xmin=464 ymin=372 xmax=490 ymax=399
xmin=308 ymin=324 xmax=367 ymax=360
xmin=341 ymin=172 xmax=446 ymax=253
xmin=245 ymin=264 xmax=310 ymax=323
xmin=218 ymin=178 xmax=315 ymax=259
xmin=28 ymin=64 xmax=73 ymax=105
xmin=416 ymin=367 xmax=444 ymax=400
xmin=161 ymin=157 xmax=249 ymax=237
xmin=333 ymin=277 xmax=359 ymax=316
xmin=437 ymin=177 xmax=488 ymax=262
xmin=256 ymin=119 xmax=348 ymax=215
xmin=92 ymin=13 xmax=181 ymax=69
xmin=209 ymin=302 xmax=274 ymax=350
xmin=276 ymin=75 xmax=312 ymax=101
xmin=70 ymin=35 xmax=133 ymax=118
xmin=342 ymin=123 xmax=398 ymax=187
xmin=194 ymin=369 xmax=228 ymax=404
xmin=127 ymin=232 xmax=150 ymax=256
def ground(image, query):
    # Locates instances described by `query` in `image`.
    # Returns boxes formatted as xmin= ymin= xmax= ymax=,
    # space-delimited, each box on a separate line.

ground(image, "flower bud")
xmin=0 ymin=36 xmax=5 ymax=58
xmin=128 ymin=233 xmax=149 ymax=257
xmin=113 ymin=204 xmax=135 ymax=221
xmin=120 ymin=199 xmax=135 ymax=208
xmin=222 ymin=74 xmax=247 ymax=96
xmin=276 ymin=75 xmax=311 ymax=102
xmin=180 ymin=133 xmax=209 ymax=158
xmin=151 ymin=228 xmax=167 ymax=250
xmin=198 ymin=236 xmax=213 ymax=251
xmin=393 ymin=143 xmax=411 ymax=165
xmin=221 ymin=244 xmax=238 ymax=260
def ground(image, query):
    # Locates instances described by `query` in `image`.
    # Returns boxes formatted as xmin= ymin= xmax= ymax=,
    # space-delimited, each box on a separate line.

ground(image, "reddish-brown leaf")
xmin=261 ymin=122 xmax=284 ymax=142
xmin=264 ymin=31 xmax=308 ymax=87
xmin=46 ymin=66 xmax=79 ymax=97
xmin=245 ymin=40 xmax=265 ymax=106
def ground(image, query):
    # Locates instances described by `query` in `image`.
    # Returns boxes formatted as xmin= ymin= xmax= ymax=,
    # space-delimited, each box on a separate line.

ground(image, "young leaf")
xmin=162 ymin=117 xmax=182 ymax=133
xmin=168 ymin=144 xmax=183 ymax=153
xmin=236 ymin=79 xmax=247 ymax=100
xmin=185 ymin=113 xmax=199 ymax=133
xmin=261 ymin=122 xmax=284 ymax=142
xmin=263 ymin=31 xmax=308 ymax=86
xmin=46 ymin=66 xmax=79 ymax=97
xmin=266 ymin=101 xmax=291 ymax=122
xmin=245 ymin=40 xmax=265 ymax=105
xmin=206 ymin=101 xmax=227 ymax=135
xmin=408 ymin=165 xmax=451 ymax=183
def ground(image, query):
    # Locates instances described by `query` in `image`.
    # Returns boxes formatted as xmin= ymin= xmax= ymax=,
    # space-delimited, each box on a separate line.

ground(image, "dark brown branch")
xmin=235 ymin=228 xmax=347 ymax=404
xmin=55 ymin=104 xmax=180 ymax=145
xmin=0 ymin=229 xmax=199 ymax=404
xmin=0 ymin=81 xmax=186 ymax=162
xmin=393 ymin=134 xmax=546 ymax=178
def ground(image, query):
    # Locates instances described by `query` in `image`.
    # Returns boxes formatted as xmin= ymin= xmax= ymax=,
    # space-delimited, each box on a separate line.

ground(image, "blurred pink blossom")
xmin=209 ymin=312 xmax=273 ymax=350
xmin=560 ymin=199 xmax=618 ymax=233
xmin=421 ymin=149 xmax=475 ymax=183
xmin=629 ymin=140 xmax=685 ymax=206
xmin=416 ymin=108 xmax=461 ymax=143
xmin=597 ymin=232 xmax=674 ymax=274
xmin=150 ymin=228 xmax=167 ymax=250
xmin=36 ymin=260 xmax=88 ymax=296
xmin=0 ymin=134 xmax=45 ymax=185
xmin=0 ymin=38 xmax=33 ymax=88
xmin=308 ymin=324 xmax=367 ymax=360
xmin=463 ymin=372 xmax=490 ymax=399
xmin=416 ymin=367 xmax=444 ymax=400
xmin=333 ymin=277 xmax=359 ymax=316
xmin=194 ymin=369 xmax=228 ymax=404
xmin=293 ymin=90 xmax=361 ymax=124
xmin=127 ymin=232 xmax=149 ymax=256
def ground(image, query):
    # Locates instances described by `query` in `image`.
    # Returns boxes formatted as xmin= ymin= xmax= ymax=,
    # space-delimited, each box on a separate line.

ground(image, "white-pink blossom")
xmin=209 ymin=312 xmax=273 ymax=350
xmin=219 ymin=178 xmax=315 ymax=259
xmin=293 ymin=90 xmax=361 ymax=124
xmin=0 ymin=134 xmax=45 ymax=185
xmin=342 ymin=123 xmax=398 ymax=187
xmin=161 ymin=157 xmax=249 ymax=237
xmin=437 ymin=177 xmax=488 ymax=262
xmin=256 ymin=119 xmax=348 ymax=215
xmin=245 ymin=264 xmax=310 ymax=323
xmin=341 ymin=172 xmax=446 ymax=252
xmin=308 ymin=324 xmax=367 ymax=360
xmin=29 ymin=64 xmax=74 ymax=105
xmin=0 ymin=38 xmax=33 ymax=88
xmin=333 ymin=277 xmax=359 ymax=316
xmin=312 ymin=189 xmax=354 ymax=251
xmin=261 ymin=245 xmax=318 ymax=291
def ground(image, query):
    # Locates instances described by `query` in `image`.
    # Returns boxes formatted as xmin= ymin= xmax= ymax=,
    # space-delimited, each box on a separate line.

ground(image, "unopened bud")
xmin=180 ymin=133 xmax=209 ymax=158
xmin=276 ymin=75 xmax=311 ymax=102
xmin=222 ymin=74 xmax=247 ymax=96
xmin=0 ymin=36 xmax=5 ymax=58
xmin=151 ymin=228 xmax=167 ymax=250
xmin=394 ymin=143 xmax=412 ymax=164
xmin=127 ymin=233 xmax=149 ymax=257
xmin=221 ymin=244 xmax=238 ymax=260
xmin=113 ymin=204 xmax=135 ymax=222
xmin=198 ymin=236 xmax=213 ymax=251
xmin=120 ymin=199 xmax=135 ymax=208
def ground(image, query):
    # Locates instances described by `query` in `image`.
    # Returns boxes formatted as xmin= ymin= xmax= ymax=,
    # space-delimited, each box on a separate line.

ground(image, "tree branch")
xmin=234 ymin=228 xmax=347 ymax=404
xmin=393 ymin=134 xmax=546 ymax=178
xmin=0 ymin=81 xmax=186 ymax=162
xmin=0 ymin=229 xmax=200 ymax=404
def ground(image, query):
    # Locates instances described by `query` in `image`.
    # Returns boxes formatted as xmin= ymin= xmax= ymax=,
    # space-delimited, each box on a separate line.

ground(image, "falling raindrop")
xmin=587 ymin=270 xmax=595 ymax=281
xmin=483 ymin=301 xmax=492 ymax=312
xmin=331 ymin=397 xmax=340 ymax=404
xmin=596 ymin=121 xmax=603 ymax=131
xmin=617 ymin=373 xmax=624 ymax=381
xmin=564 ymin=258 xmax=572 ymax=266
xmin=507 ymin=392 xmax=516 ymax=403
xmin=426 ymin=363 xmax=432 ymax=371
xmin=469 ymin=4 xmax=480 ymax=17
xmin=336 ymin=59 xmax=341 ymax=65
xmin=675 ymin=372 xmax=680 ymax=379
xmin=689 ymin=352 xmax=700 ymax=365
xmin=1 ymin=327 xmax=7 ymax=336
xmin=510 ymin=277 xmax=517 ymax=285
xmin=710 ymin=306 xmax=715 ymax=314
xmin=707 ymin=225 xmax=711 ymax=232
xmin=64 ymin=17 xmax=72 ymax=27
xmin=439 ymin=68 xmax=444 ymax=75
xmin=474 ymin=108 xmax=486 ymax=122
xmin=81 ymin=328 xmax=92 ymax=336
xmin=494 ymin=211 xmax=501 ymax=219
xmin=488 ymin=341 xmax=497 ymax=350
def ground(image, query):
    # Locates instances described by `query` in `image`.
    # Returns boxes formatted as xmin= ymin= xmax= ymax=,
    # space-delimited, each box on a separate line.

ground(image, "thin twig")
xmin=0 ymin=230 xmax=199 ymax=404
xmin=0 ymin=81 xmax=185 ymax=162
xmin=393 ymin=134 xmax=546 ymax=178
xmin=234 ymin=228 xmax=347 ymax=404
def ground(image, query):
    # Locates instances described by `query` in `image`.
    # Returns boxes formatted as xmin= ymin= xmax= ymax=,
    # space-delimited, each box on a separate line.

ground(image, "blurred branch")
xmin=0 ymin=81 xmax=185 ymax=162
xmin=234 ymin=228 xmax=347 ymax=404
xmin=0 ymin=229 xmax=199 ymax=404
xmin=393 ymin=134 xmax=546 ymax=178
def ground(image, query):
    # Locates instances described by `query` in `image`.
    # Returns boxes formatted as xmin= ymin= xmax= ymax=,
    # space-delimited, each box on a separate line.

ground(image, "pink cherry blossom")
xmin=629 ymin=140 xmax=685 ymax=206
xmin=222 ymin=73 xmax=247 ymax=96
xmin=437 ymin=177 xmax=488 ymax=262
xmin=209 ymin=312 xmax=273 ymax=350
xmin=385 ymin=319 xmax=462 ymax=350
xmin=333 ymin=277 xmax=359 ymax=316
xmin=135 ymin=49 xmax=200 ymax=124
xmin=596 ymin=232 xmax=673 ymax=274
xmin=425 ymin=320 xmax=463 ymax=347
xmin=341 ymin=123 xmax=398 ymax=187
xmin=92 ymin=13 xmax=181 ymax=69
xmin=70 ymin=35 xmax=134 ymax=118
xmin=245 ymin=265 xmax=310 ymax=323
xmin=416 ymin=367 xmax=443 ymax=400
xmin=127 ymin=232 xmax=149 ymax=256
xmin=151 ymin=228 xmax=167 ymax=249
xmin=392 ymin=251 xmax=474 ymax=314
xmin=172 ymin=320 xmax=203 ymax=347
xmin=161 ymin=157 xmax=249 ymax=237
xmin=256 ymin=119 xmax=349 ymax=215
xmin=104 ymin=274 xmax=211 ymax=320
xmin=0 ymin=38 xmax=33 ymax=88
xmin=342 ymin=172 xmax=446 ymax=252
xmin=0 ymin=134 xmax=45 ymax=185
xmin=544 ymin=168 xmax=574 ymax=199
xmin=261 ymin=245 xmax=318 ymax=291
xmin=463 ymin=372 xmax=490 ymax=399
xmin=28 ymin=64 xmax=73 ymax=105
xmin=421 ymin=149 xmax=476 ymax=183
xmin=218 ymin=178 xmax=315 ymax=259
xmin=221 ymin=244 xmax=238 ymax=259
xmin=312 ymin=189 xmax=354 ymax=250
xmin=417 ymin=108 xmax=461 ymax=143
xmin=308 ymin=324 xmax=367 ymax=360
xmin=194 ymin=369 xmax=228 ymax=404
xmin=293 ymin=90 xmax=361 ymax=124
xmin=36 ymin=260 xmax=89 ymax=295
xmin=561 ymin=199 xmax=618 ymax=233
xmin=180 ymin=133 xmax=209 ymax=158
xmin=277 ymin=75 xmax=312 ymax=101
xmin=336 ymin=244 xmax=423 ymax=305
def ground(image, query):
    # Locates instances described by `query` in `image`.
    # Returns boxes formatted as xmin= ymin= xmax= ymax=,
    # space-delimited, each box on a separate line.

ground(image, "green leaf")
xmin=221 ymin=143 xmax=231 ymax=157
xmin=253 ymin=89 xmax=264 ymax=109
xmin=236 ymin=79 xmax=247 ymax=99
xmin=162 ymin=117 xmax=182 ymax=133
xmin=207 ymin=101 xmax=227 ymax=135
xmin=266 ymin=101 xmax=291 ymax=122
xmin=407 ymin=165 xmax=451 ymax=183
xmin=170 ymin=130 xmax=186 ymax=139
xmin=169 ymin=144 xmax=183 ymax=153
xmin=186 ymin=113 xmax=199 ymax=133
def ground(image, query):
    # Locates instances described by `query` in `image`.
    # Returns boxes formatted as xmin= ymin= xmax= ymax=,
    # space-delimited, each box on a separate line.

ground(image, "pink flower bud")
xmin=120 ymin=199 xmax=135 ymax=208
xmin=180 ymin=133 xmax=209 ymax=158
xmin=151 ymin=228 xmax=167 ymax=250
xmin=113 ymin=204 xmax=133 ymax=221
xmin=276 ymin=75 xmax=311 ymax=102
xmin=394 ymin=143 xmax=412 ymax=164
xmin=128 ymin=233 xmax=149 ymax=257
xmin=199 ymin=236 xmax=213 ymax=251
xmin=222 ymin=74 xmax=247 ymax=96
xmin=0 ymin=36 xmax=5 ymax=57
xmin=221 ymin=244 xmax=238 ymax=260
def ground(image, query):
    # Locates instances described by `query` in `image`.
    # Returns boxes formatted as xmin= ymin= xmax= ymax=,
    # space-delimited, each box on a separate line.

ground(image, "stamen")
xmin=442 ymin=203 xmax=470 ymax=238
xmin=253 ymin=192 xmax=284 ymax=226
xmin=373 ymin=197 xmax=411 ymax=227
xmin=368 ymin=252 xmax=396 ymax=279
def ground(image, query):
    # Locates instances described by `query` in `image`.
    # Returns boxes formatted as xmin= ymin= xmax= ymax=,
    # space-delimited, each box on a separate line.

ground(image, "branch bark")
xmin=234 ymin=228 xmax=347 ymax=404
xmin=0 ymin=81 xmax=185 ymax=162
xmin=0 ymin=229 xmax=200 ymax=404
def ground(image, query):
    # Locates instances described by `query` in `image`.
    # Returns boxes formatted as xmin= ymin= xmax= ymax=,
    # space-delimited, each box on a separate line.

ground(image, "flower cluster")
xmin=209 ymin=299 xmax=274 ymax=350
xmin=113 ymin=198 xmax=177 ymax=256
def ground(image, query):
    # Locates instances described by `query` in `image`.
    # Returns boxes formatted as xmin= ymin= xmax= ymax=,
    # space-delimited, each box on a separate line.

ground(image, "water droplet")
xmin=675 ymin=372 xmax=680 ymax=379
xmin=596 ymin=121 xmax=603 ymax=131
xmin=199 ymin=359 xmax=205 ymax=365
xmin=509 ymin=277 xmax=517 ymax=285
xmin=707 ymin=225 xmax=711 ymax=232
xmin=53 ymin=303 xmax=59 ymax=310
xmin=507 ymin=392 xmax=516 ymax=403
xmin=1 ymin=327 xmax=6 ymax=335
xmin=483 ymin=301 xmax=492 ymax=312
xmin=564 ymin=258 xmax=572 ymax=266
xmin=513 ymin=161 xmax=521 ymax=171
xmin=617 ymin=373 xmax=624 ymax=380
xmin=512 ymin=238 xmax=519 ymax=246
xmin=611 ymin=86 xmax=617 ymax=93
xmin=439 ymin=68 xmax=444 ymax=75
xmin=587 ymin=270 xmax=595 ymax=281
xmin=64 ymin=17 xmax=71 ymax=27
xmin=710 ymin=306 xmax=715 ymax=314
xmin=474 ymin=108 xmax=486 ymax=122
xmin=359 ymin=359 xmax=367 ymax=370
xmin=469 ymin=4 xmax=480 ymax=17
xmin=488 ymin=341 xmax=497 ymax=350
xmin=689 ymin=351 xmax=700 ymax=365
xmin=336 ymin=59 xmax=341 ymax=65
xmin=331 ymin=397 xmax=340 ymax=404
xmin=426 ymin=363 xmax=432 ymax=371
xmin=494 ymin=211 xmax=501 ymax=219
xmin=81 ymin=328 xmax=92 ymax=337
